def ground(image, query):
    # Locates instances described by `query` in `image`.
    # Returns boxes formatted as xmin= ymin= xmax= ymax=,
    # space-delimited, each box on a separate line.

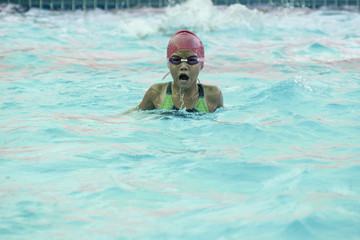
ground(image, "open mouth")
xmin=179 ymin=73 xmax=189 ymax=82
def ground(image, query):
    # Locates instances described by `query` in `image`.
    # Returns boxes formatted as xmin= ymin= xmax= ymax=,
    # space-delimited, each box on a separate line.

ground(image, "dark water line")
xmin=1 ymin=0 xmax=359 ymax=11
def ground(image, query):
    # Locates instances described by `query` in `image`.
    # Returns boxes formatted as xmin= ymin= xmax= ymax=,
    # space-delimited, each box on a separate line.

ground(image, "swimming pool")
xmin=1 ymin=1 xmax=360 ymax=239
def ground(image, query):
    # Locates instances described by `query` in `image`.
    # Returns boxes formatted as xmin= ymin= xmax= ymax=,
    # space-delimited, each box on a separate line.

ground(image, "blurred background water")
xmin=1 ymin=1 xmax=360 ymax=239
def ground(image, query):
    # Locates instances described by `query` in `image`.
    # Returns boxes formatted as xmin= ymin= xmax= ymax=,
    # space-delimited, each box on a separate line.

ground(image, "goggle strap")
xmin=162 ymin=72 xmax=170 ymax=80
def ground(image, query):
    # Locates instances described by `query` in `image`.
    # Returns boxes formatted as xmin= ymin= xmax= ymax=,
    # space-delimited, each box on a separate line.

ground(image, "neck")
xmin=172 ymin=80 xmax=198 ymax=96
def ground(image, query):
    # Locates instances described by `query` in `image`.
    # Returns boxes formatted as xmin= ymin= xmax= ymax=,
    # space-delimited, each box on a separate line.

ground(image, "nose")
xmin=179 ymin=62 xmax=188 ymax=71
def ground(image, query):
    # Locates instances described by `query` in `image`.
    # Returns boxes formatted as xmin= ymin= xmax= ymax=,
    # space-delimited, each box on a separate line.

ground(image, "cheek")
xmin=190 ymin=65 xmax=201 ymax=76
xmin=169 ymin=65 xmax=178 ymax=74
xmin=169 ymin=65 xmax=179 ymax=79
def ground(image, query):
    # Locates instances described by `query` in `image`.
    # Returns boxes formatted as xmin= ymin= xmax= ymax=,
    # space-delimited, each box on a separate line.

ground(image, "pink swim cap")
xmin=167 ymin=30 xmax=204 ymax=69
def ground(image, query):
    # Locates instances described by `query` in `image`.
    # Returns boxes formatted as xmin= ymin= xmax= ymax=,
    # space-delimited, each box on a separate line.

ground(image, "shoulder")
xmin=202 ymin=84 xmax=224 ymax=112
xmin=149 ymin=82 xmax=168 ymax=92
xmin=203 ymin=84 xmax=223 ymax=102
xmin=139 ymin=82 xmax=168 ymax=110
xmin=144 ymin=82 xmax=168 ymax=97
xmin=202 ymin=84 xmax=222 ymax=95
xmin=143 ymin=82 xmax=168 ymax=99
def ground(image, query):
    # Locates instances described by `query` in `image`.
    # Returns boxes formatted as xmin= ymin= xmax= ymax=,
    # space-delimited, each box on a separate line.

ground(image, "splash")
xmin=117 ymin=0 xmax=262 ymax=37
xmin=179 ymin=88 xmax=185 ymax=109
xmin=292 ymin=75 xmax=313 ymax=92
xmin=162 ymin=0 xmax=262 ymax=33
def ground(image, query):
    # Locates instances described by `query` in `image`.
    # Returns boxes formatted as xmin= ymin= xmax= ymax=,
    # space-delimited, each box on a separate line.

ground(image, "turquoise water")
xmin=1 ymin=1 xmax=360 ymax=239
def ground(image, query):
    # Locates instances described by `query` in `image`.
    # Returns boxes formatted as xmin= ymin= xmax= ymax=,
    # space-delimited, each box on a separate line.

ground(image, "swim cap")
xmin=167 ymin=30 xmax=204 ymax=69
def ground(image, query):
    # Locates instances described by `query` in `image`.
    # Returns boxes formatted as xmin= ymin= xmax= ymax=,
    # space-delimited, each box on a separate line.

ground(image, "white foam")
xmin=162 ymin=0 xmax=262 ymax=33
xmin=5 ymin=0 xmax=359 ymax=42
xmin=65 ymin=0 xmax=261 ymax=38
xmin=106 ymin=0 xmax=263 ymax=37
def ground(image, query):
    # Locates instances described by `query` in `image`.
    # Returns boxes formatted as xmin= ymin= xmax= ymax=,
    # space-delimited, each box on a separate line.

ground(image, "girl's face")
xmin=168 ymin=49 xmax=202 ymax=89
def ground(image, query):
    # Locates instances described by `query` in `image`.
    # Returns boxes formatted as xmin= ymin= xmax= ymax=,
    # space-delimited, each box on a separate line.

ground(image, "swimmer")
xmin=137 ymin=30 xmax=223 ymax=113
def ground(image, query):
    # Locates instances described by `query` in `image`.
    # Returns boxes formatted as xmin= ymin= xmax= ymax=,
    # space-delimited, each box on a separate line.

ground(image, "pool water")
xmin=1 ymin=1 xmax=360 ymax=239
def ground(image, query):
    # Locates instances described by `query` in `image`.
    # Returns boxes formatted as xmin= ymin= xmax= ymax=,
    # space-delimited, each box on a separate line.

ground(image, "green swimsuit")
xmin=160 ymin=82 xmax=210 ymax=113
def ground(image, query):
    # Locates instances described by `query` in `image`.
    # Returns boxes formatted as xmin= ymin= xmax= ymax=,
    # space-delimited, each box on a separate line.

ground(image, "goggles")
xmin=168 ymin=56 xmax=202 ymax=66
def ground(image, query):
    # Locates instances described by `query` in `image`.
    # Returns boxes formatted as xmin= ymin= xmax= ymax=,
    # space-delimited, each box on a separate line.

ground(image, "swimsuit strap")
xmin=166 ymin=81 xmax=172 ymax=95
xmin=198 ymin=83 xmax=204 ymax=98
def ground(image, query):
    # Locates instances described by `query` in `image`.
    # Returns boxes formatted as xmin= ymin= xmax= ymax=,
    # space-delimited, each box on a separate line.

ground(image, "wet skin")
xmin=138 ymin=49 xmax=223 ymax=113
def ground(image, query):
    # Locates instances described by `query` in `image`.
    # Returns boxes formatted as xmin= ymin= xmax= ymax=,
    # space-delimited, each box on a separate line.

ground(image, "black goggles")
xmin=168 ymin=56 xmax=202 ymax=65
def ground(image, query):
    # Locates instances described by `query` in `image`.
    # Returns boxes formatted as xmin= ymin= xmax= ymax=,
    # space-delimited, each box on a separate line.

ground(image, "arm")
xmin=122 ymin=84 xmax=164 ymax=114
xmin=215 ymin=87 xmax=223 ymax=109
xmin=205 ymin=85 xmax=223 ymax=113
xmin=138 ymin=85 xmax=159 ymax=110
